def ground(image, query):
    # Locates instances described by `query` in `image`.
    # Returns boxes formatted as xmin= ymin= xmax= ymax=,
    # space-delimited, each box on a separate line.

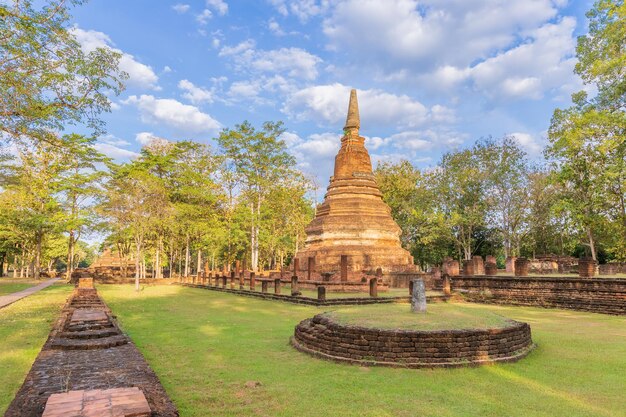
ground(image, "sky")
xmin=70 ymin=0 xmax=595 ymax=193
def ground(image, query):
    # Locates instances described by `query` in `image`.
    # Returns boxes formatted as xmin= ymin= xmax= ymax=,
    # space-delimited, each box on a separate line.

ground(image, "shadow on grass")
xmin=97 ymin=284 xmax=626 ymax=417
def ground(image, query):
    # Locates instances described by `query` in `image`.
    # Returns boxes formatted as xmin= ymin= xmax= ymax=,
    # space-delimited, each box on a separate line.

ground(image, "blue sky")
xmin=70 ymin=0 xmax=594 ymax=191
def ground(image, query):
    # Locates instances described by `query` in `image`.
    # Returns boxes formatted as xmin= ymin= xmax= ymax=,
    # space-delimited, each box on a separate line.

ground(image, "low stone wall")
xmin=180 ymin=283 xmax=451 ymax=306
xmin=451 ymin=276 xmax=626 ymax=315
xmin=291 ymin=314 xmax=534 ymax=368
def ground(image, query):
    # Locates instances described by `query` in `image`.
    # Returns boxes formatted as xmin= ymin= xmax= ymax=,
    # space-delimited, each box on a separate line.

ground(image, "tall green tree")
xmin=217 ymin=121 xmax=300 ymax=271
xmin=476 ymin=137 xmax=530 ymax=258
xmin=0 ymin=0 xmax=127 ymax=146
xmin=548 ymin=0 xmax=626 ymax=260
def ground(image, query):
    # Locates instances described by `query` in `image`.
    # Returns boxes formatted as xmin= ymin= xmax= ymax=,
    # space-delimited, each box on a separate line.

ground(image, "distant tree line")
xmin=0 ymin=0 xmax=623 ymax=282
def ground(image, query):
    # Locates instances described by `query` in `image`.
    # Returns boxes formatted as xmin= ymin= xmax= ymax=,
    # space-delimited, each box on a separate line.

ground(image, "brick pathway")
xmin=5 ymin=284 xmax=178 ymax=416
xmin=0 ymin=279 xmax=60 ymax=309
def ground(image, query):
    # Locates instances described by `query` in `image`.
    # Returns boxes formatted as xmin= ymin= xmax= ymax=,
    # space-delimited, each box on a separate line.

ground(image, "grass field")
xmin=89 ymin=284 xmax=625 ymax=417
xmin=328 ymin=303 xmax=511 ymax=330
xmin=0 ymin=279 xmax=40 ymax=296
xmin=0 ymin=284 xmax=72 ymax=412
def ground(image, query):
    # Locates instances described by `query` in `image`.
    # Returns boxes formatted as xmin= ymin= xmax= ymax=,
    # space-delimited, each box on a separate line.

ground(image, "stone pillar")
xmin=222 ymin=275 xmax=227 ymax=288
xmin=463 ymin=260 xmax=475 ymax=276
xmin=473 ymin=256 xmax=484 ymax=275
xmin=369 ymin=277 xmax=378 ymax=298
xmin=230 ymin=271 xmax=236 ymax=289
xmin=249 ymin=272 xmax=256 ymax=291
xmin=274 ymin=278 xmax=281 ymax=295
xmin=261 ymin=280 xmax=268 ymax=293
xmin=442 ymin=274 xmax=451 ymax=296
xmin=207 ymin=272 xmax=212 ymax=286
xmin=514 ymin=258 xmax=529 ymax=277
xmin=432 ymin=266 xmax=441 ymax=282
xmin=409 ymin=279 xmax=414 ymax=296
xmin=293 ymin=258 xmax=300 ymax=275
xmin=444 ymin=259 xmax=460 ymax=276
xmin=485 ymin=262 xmax=498 ymax=276
xmin=578 ymin=257 xmax=596 ymax=278
xmin=239 ymin=272 xmax=244 ymax=290
xmin=235 ymin=260 xmax=240 ymax=275
xmin=506 ymin=257 xmax=516 ymax=273
xmin=307 ymin=256 xmax=315 ymax=280
xmin=340 ymin=255 xmax=348 ymax=282
xmin=317 ymin=286 xmax=326 ymax=301
xmin=411 ymin=278 xmax=427 ymax=313
xmin=291 ymin=275 xmax=300 ymax=296
xmin=486 ymin=255 xmax=497 ymax=265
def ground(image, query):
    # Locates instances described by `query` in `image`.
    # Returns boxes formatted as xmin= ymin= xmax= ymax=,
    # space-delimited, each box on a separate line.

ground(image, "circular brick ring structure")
xmin=291 ymin=313 xmax=534 ymax=368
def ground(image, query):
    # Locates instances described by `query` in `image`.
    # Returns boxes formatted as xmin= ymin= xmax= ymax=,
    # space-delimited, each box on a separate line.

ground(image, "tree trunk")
xmin=134 ymin=238 xmax=141 ymax=291
xmin=66 ymin=229 xmax=75 ymax=281
xmin=155 ymin=235 xmax=161 ymax=279
xmin=34 ymin=232 xmax=42 ymax=279
xmin=184 ymin=234 xmax=190 ymax=277
xmin=587 ymin=227 xmax=597 ymax=261
xmin=196 ymin=249 xmax=201 ymax=276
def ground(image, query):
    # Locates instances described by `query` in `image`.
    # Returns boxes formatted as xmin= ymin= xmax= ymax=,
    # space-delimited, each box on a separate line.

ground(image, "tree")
xmin=435 ymin=148 xmax=488 ymax=260
xmin=476 ymin=137 xmax=530 ymax=258
xmin=548 ymin=0 xmax=626 ymax=261
xmin=0 ymin=0 xmax=127 ymax=146
xmin=375 ymin=160 xmax=452 ymax=267
xmin=217 ymin=121 xmax=299 ymax=271
xmin=57 ymin=134 xmax=109 ymax=280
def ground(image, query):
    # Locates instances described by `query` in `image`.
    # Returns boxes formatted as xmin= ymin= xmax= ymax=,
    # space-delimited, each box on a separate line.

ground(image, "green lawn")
xmin=0 ymin=279 xmax=40 ymax=296
xmin=328 ymin=303 xmax=511 ymax=330
xmin=0 ymin=284 xmax=72 ymax=413
xmin=94 ymin=284 xmax=625 ymax=417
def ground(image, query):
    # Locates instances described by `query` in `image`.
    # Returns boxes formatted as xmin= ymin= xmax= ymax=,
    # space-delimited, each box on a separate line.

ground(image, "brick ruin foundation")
xmin=5 ymin=279 xmax=178 ymax=416
xmin=291 ymin=313 xmax=534 ymax=368
xmin=451 ymin=276 xmax=626 ymax=315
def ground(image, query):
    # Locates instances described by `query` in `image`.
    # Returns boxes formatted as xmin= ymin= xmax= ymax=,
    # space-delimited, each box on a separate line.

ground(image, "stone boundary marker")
xmin=179 ymin=282 xmax=453 ymax=306
xmin=0 ymin=278 xmax=59 ymax=310
xmin=5 ymin=280 xmax=178 ymax=416
xmin=452 ymin=275 xmax=626 ymax=315
xmin=291 ymin=313 xmax=535 ymax=368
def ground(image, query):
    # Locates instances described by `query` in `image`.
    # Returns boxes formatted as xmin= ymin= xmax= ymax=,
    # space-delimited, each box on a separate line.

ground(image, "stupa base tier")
xmin=294 ymin=245 xmax=418 ymax=278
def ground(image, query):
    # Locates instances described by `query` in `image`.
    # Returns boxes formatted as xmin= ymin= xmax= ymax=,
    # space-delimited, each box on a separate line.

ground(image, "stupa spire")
xmin=344 ymin=89 xmax=360 ymax=131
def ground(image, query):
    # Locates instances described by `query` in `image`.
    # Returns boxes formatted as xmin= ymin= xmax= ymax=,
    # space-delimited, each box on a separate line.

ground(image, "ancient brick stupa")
xmin=294 ymin=89 xmax=417 ymax=281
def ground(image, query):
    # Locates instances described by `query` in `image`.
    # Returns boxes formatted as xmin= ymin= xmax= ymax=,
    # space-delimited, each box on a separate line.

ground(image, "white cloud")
xmin=206 ymin=0 xmax=228 ymax=15
xmin=269 ymin=18 xmax=285 ymax=36
xmin=178 ymin=79 xmax=214 ymax=104
xmin=469 ymin=17 xmax=578 ymax=100
xmin=135 ymin=132 xmax=157 ymax=145
xmin=123 ymin=95 xmax=221 ymax=133
xmin=163 ymin=66 xmax=173 ymax=73
xmin=283 ymin=83 xmax=438 ymax=128
xmin=324 ymin=0 xmax=563 ymax=68
xmin=196 ymin=9 xmax=212 ymax=25
xmin=72 ymin=27 xmax=159 ymax=90
xmin=99 ymin=134 xmax=130 ymax=147
xmin=509 ymin=132 xmax=544 ymax=156
xmin=294 ymin=132 xmax=340 ymax=158
xmin=94 ymin=142 xmax=138 ymax=159
xmin=219 ymin=40 xmax=322 ymax=80
xmin=269 ymin=0 xmax=329 ymax=22
xmin=218 ymin=39 xmax=256 ymax=57
xmin=172 ymin=3 xmax=190 ymax=14
xmin=321 ymin=0 xmax=579 ymax=101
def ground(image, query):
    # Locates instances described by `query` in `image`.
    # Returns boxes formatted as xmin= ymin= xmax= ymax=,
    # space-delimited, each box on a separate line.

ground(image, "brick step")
xmin=66 ymin=322 xmax=114 ymax=332
xmin=60 ymin=328 xmax=120 ymax=339
xmin=49 ymin=334 xmax=128 ymax=350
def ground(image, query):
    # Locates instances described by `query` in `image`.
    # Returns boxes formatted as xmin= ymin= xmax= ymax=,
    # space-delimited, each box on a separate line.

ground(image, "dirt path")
xmin=0 ymin=279 xmax=60 ymax=310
